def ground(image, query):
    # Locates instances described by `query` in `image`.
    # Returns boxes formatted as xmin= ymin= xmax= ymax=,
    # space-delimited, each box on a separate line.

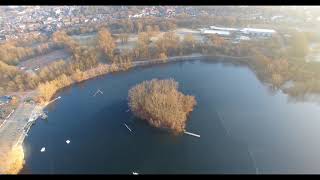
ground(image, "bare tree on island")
xmin=128 ymin=79 xmax=197 ymax=133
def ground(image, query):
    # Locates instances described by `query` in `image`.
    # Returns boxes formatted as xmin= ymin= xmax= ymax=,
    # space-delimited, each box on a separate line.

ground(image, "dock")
xmin=47 ymin=96 xmax=61 ymax=106
xmin=184 ymin=131 xmax=200 ymax=138
xmin=93 ymin=89 xmax=103 ymax=96
xmin=124 ymin=123 xmax=132 ymax=132
xmin=40 ymin=112 xmax=48 ymax=119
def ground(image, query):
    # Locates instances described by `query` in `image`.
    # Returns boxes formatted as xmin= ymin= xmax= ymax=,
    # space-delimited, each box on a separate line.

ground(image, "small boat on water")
xmin=132 ymin=172 xmax=138 ymax=175
xmin=40 ymin=147 xmax=46 ymax=152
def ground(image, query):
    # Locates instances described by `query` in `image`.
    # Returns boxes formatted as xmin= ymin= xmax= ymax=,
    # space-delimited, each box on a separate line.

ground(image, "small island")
xmin=128 ymin=78 xmax=197 ymax=133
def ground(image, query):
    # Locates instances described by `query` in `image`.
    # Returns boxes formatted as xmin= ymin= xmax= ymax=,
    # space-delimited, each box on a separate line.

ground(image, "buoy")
xmin=66 ymin=140 xmax=70 ymax=144
xmin=40 ymin=147 xmax=46 ymax=152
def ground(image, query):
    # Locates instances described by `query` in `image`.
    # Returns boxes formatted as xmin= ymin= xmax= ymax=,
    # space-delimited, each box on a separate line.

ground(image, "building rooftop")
xmin=241 ymin=28 xmax=276 ymax=33
xmin=200 ymin=29 xmax=230 ymax=36
xmin=210 ymin=26 xmax=239 ymax=31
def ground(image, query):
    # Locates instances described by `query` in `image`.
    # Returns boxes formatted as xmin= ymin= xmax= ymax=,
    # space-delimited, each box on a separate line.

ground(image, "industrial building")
xmin=203 ymin=26 xmax=276 ymax=39
xmin=200 ymin=29 xmax=231 ymax=36
xmin=240 ymin=28 xmax=276 ymax=38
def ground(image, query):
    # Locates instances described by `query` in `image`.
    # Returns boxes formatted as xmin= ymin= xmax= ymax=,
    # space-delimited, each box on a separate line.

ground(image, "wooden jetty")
xmin=93 ymin=89 xmax=103 ymax=96
xmin=124 ymin=123 xmax=132 ymax=132
xmin=184 ymin=131 xmax=200 ymax=138
xmin=47 ymin=96 xmax=61 ymax=106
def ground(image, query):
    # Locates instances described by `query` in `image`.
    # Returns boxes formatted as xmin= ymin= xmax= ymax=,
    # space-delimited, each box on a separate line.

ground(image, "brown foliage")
xmin=52 ymin=31 xmax=79 ymax=52
xmin=0 ymin=42 xmax=34 ymax=65
xmin=0 ymin=61 xmax=37 ymax=94
xmin=128 ymin=79 xmax=196 ymax=133
xmin=156 ymin=32 xmax=181 ymax=57
xmin=97 ymin=27 xmax=116 ymax=59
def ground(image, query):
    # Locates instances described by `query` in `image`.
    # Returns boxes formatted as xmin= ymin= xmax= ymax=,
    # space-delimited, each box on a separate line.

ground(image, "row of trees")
xmin=0 ymin=42 xmax=35 ymax=65
xmin=108 ymin=18 xmax=177 ymax=34
xmin=37 ymin=61 xmax=133 ymax=103
xmin=0 ymin=61 xmax=38 ymax=95
xmin=131 ymin=31 xmax=199 ymax=60
xmin=131 ymin=31 xmax=263 ymax=61
xmin=36 ymin=28 xmax=133 ymax=102
xmin=0 ymin=24 xmax=315 ymax=101
xmin=0 ymin=41 xmax=63 ymax=66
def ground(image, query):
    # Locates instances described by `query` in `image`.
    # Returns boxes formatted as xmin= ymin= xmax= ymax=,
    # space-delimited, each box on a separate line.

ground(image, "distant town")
xmin=1 ymin=6 xmax=320 ymax=42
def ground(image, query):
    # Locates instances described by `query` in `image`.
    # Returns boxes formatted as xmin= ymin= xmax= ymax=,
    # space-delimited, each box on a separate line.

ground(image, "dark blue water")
xmin=21 ymin=59 xmax=320 ymax=174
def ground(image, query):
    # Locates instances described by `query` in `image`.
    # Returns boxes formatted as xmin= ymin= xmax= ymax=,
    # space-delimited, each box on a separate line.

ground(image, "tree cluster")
xmin=128 ymin=79 xmax=196 ymax=133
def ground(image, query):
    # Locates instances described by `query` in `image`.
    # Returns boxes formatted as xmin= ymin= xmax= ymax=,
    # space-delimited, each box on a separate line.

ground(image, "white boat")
xmin=40 ymin=147 xmax=46 ymax=152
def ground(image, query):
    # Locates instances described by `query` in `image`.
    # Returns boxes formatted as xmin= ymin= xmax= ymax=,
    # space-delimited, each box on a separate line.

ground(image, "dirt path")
xmin=0 ymin=91 xmax=37 ymax=174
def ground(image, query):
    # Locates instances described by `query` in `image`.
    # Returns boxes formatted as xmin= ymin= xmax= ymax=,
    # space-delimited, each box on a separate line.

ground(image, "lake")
xmin=20 ymin=58 xmax=320 ymax=174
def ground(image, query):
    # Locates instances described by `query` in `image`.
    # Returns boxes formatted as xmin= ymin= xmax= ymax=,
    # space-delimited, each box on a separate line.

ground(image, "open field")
xmin=18 ymin=49 xmax=72 ymax=70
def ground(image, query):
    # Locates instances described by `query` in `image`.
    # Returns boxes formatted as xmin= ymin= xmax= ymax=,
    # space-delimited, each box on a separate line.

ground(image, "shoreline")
xmin=15 ymin=96 xmax=62 ymax=148
xmin=0 ymin=53 xmax=250 ymax=174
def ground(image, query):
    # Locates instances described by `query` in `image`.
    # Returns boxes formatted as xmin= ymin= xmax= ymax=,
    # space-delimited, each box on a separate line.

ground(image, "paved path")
xmin=0 ymin=91 xmax=37 ymax=173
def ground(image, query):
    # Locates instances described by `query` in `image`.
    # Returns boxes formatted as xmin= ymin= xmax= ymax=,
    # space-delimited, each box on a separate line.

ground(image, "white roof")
xmin=241 ymin=28 xmax=276 ymax=34
xmin=210 ymin=26 xmax=239 ymax=31
xmin=238 ymin=36 xmax=250 ymax=40
xmin=201 ymin=29 xmax=230 ymax=36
